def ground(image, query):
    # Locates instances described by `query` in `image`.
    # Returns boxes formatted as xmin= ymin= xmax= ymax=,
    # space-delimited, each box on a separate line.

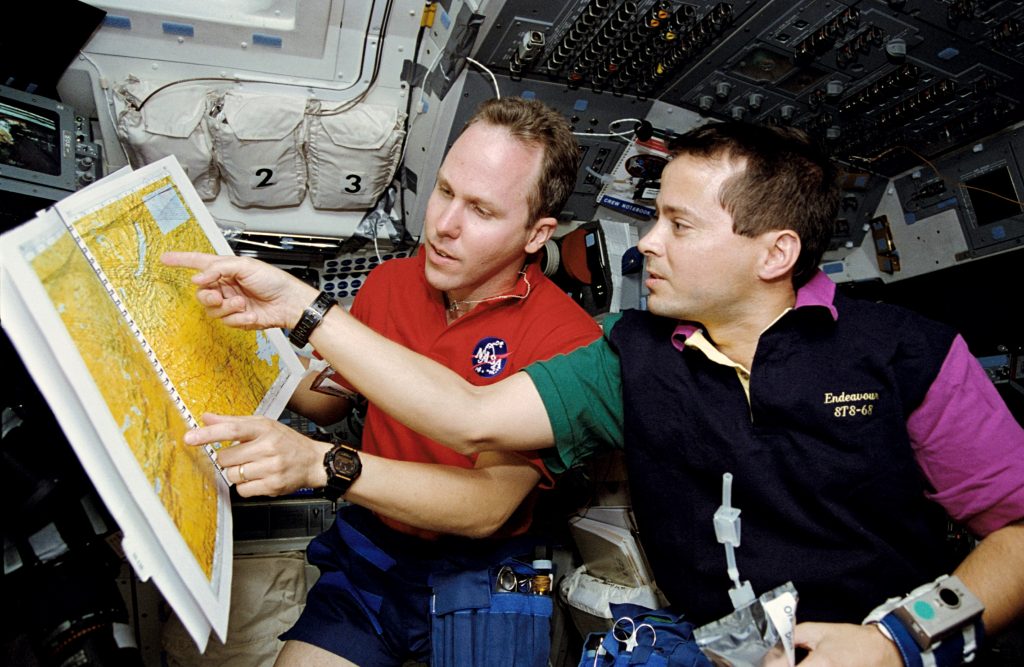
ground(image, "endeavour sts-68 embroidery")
xmin=824 ymin=390 xmax=879 ymax=418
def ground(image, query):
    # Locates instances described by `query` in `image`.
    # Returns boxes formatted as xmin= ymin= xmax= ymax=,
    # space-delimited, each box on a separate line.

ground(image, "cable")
xmin=405 ymin=35 xmax=450 ymax=145
xmin=575 ymin=128 xmax=635 ymax=139
xmin=409 ymin=24 xmax=494 ymax=123
xmin=397 ymin=52 xmax=500 ymax=248
xmin=314 ymin=0 xmax=396 ymax=117
xmin=133 ymin=76 xmax=239 ymax=112
xmin=610 ymin=117 xmax=643 ymax=128
xmin=74 ymin=51 xmax=132 ymax=164
xmin=851 ymin=144 xmax=1024 ymax=207
xmin=574 ymin=117 xmax=643 ymax=140
xmin=129 ymin=0 xmax=392 ymax=113
xmin=398 ymin=21 xmax=427 ymax=248
xmin=466 ymin=57 xmax=501 ymax=99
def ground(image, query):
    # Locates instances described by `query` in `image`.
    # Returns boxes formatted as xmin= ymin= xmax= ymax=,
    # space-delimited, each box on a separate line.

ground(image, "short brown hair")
xmin=464 ymin=97 xmax=580 ymax=224
xmin=668 ymin=122 xmax=840 ymax=288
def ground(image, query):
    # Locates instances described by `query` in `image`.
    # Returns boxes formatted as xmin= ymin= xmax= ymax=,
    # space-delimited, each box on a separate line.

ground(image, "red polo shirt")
xmin=345 ymin=251 xmax=600 ymax=539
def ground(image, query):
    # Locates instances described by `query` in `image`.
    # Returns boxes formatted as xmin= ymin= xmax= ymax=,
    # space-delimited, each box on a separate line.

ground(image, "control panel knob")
xmin=885 ymin=38 xmax=907 ymax=61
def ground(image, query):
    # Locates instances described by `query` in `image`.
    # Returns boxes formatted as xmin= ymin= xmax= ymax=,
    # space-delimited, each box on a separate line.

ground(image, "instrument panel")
xmin=474 ymin=0 xmax=1024 ymax=177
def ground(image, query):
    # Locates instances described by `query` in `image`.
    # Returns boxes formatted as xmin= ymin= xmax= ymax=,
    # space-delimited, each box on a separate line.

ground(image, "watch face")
xmin=329 ymin=447 xmax=361 ymax=478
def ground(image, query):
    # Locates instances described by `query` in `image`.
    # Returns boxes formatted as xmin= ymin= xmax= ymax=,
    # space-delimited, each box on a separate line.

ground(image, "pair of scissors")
xmin=494 ymin=565 xmax=532 ymax=593
xmin=613 ymin=616 xmax=658 ymax=652
xmin=592 ymin=616 xmax=658 ymax=665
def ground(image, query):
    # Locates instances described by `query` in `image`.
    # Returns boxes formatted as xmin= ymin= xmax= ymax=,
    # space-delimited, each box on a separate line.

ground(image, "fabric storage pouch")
xmin=431 ymin=561 xmax=552 ymax=667
xmin=579 ymin=603 xmax=712 ymax=667
xmin=306 ymin=102 xmax=406 ymax=210
xmin=115 ymin=77 xmax=220 ymax=200
xmin=209 ymin=90 xmax=308 ymax=208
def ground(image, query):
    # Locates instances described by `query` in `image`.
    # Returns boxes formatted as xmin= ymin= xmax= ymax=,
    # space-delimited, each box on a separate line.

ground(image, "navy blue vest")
xmin=609 ymin=293 xmax=959 ymax=625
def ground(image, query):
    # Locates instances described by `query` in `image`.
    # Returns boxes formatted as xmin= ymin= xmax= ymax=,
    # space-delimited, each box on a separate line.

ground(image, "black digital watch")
xmin=322 ymin=441 xmax=362 ymax=501
xmin=289 ymin=291 xmax=336 ymax=348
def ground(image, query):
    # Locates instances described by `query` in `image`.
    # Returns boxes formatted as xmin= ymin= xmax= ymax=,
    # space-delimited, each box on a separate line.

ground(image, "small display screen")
xmin=964 ymin=166 xmax=1023 ymax=227
xmin=0 ymin=96 xmax=61 ymax=175
xmin=777 ymin=65 xmax=828 ymax=94
xmin=731 ymin=47 xmax=795 ymax=84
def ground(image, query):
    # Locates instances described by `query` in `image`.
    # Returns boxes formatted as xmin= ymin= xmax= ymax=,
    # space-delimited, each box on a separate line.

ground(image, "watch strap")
xmin=872 ymin=603 xmax=985 ymax=667
xmin=289 ymin=291 xmax=336 ymax=348
xmin=878 ymin=613 xmax=925 ymax=667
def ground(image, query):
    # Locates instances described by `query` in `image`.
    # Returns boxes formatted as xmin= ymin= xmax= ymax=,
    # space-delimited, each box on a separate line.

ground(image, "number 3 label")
xmin=345 ymin=174 xmax=362 ymax=193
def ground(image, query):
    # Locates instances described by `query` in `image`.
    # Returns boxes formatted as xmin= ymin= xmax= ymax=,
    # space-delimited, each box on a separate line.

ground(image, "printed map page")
xmin=24 ymin=227 xmax=219 ymax=579
xmin=1 ymin=155 xmax=303 ymax=647
xmin=0 ymin=157 xmax=302 ymax=649
xmin=66 ymin=176 xmax=286 ymax=422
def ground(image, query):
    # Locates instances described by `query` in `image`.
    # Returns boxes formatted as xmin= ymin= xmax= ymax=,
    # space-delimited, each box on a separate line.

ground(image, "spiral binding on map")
xmin=56 ymin=207 xmax=228 ymax=481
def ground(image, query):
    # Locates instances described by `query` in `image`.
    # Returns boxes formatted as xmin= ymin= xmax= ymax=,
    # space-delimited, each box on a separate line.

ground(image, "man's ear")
xmin=759 ymin=229 xmax=801 ymax=281
xmin=525 ymin=216 xmax=557 ymax=254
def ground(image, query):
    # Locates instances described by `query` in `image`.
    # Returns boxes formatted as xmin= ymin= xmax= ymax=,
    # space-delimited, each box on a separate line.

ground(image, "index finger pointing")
xmin=184 ymin=422 xmax=243 ymax=447
xmin=162 ymin=252 xmax=241 ymax=289
xmin=161 ymin=251 xmax=218 ymax=271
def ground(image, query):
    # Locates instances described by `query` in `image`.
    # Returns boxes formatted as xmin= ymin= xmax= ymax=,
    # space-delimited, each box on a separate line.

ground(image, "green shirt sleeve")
xmin=522 ymin=313 xmax=625 ymax=474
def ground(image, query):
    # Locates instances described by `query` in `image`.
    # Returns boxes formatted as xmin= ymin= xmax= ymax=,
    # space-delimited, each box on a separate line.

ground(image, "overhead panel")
xmin=472 ymin=0 xmax=1024 ymax=178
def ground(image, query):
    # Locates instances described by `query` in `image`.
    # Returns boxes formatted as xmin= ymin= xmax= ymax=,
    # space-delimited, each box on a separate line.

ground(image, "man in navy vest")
xmin=169 ymin=122 xmax=1023 ymax=666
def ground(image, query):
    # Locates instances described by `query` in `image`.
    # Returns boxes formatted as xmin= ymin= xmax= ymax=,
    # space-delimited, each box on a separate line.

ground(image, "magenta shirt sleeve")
xmin=907 ymin=334 xmax=1024 ymax=536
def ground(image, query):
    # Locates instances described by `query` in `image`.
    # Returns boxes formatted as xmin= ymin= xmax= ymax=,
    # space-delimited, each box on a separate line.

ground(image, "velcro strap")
xmin=880 ymin=613 xmax=924 ymax=667
xmin=879 ymin=612 xmax=985 ymax=667
xmin=338 ymin=517 xmax=397 ymax=571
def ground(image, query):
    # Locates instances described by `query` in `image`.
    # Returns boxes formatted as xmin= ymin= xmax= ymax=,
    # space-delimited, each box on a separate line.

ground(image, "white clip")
xmin=714 ymin=472 xmax=755 ymax=609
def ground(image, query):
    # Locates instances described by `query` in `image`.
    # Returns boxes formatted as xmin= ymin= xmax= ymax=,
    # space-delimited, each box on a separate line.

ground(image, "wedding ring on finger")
xmin=238 ymin=464 xmax=248 ymax=483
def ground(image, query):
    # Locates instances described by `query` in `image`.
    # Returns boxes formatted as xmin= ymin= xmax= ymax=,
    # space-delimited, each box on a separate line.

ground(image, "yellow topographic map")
xmin=25 ymin=176 xmax=284 ymax=580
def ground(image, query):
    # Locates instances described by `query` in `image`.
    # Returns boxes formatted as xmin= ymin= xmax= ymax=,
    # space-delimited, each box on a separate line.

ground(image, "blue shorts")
xmin=280 ymin=505 xmax=529 ymax=666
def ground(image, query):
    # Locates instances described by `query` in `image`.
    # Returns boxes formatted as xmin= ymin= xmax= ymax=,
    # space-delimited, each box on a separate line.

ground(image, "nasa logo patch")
xmin=472 ymin=337 xmax=510 ymax=377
